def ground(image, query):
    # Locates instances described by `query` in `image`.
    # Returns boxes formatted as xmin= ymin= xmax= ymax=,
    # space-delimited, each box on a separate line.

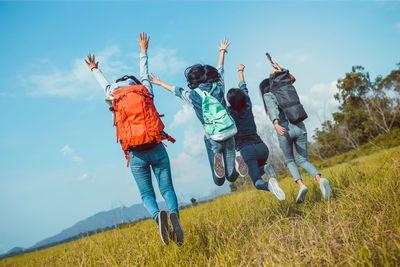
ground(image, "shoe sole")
xmin=158 ymin=211 xmax=169 ymax=245
xmin=320 ymin=179 xmax=332 ymax=200
xmin=235 ymin=156 xmax=248 ymax=177
xmin=169 ymin=212 xmax=184 ymax=246
xmin=296 ymin=187 xmax=308 ymax=203
xmin=214 ymin=153 xmax=225 ymax=179
xmin=268 ymin=178 xmax=285 ymax=200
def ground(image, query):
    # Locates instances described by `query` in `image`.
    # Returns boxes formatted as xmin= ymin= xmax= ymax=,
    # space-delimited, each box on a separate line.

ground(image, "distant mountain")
xmin=1 ymin=185 xmax=230 ymax=260
xmin=32 ymin=202 xmax=166 ymax=249
xmin=6 ymin=247 xmax=24 ymax=254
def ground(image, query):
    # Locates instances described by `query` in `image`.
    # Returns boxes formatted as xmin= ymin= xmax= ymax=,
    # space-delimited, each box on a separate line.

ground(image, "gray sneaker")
xmin=267 ymin=178 xmax=285 ymax=200
xmin=169 ymin=212 xmax=184 ymax=246
xmin=157 ymin=210 xmax=169 ymax=245
xmin=319 ymin=178 xmax=332 ymax=200
xmin=235 ymin=156 xmax=248 ymax=177
xmin=296 ymin=185 xmax=308 ymax=203
xmin=213 ymin=153 xmax=225 ymax=179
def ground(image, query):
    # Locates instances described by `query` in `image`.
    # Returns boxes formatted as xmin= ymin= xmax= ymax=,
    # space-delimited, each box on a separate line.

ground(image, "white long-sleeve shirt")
xmin=91 ymin=52 xmax=153 ymax=105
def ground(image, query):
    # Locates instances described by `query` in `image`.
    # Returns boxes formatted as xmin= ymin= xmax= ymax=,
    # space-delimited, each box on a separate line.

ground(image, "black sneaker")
xmin=158 ymin=210 xmax=169 ymax=245
xmin=169 ymin=212 xmax=184 ymax=246
xmin=214 ymin=153 xmax=225 ymax=179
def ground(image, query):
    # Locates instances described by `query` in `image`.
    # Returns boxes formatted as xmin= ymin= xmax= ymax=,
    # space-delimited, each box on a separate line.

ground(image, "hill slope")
xmin=1 ymin=146 xmax=400 ymax=266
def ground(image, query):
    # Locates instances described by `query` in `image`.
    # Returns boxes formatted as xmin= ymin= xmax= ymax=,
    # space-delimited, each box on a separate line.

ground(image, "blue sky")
xmin=0 ymin=0 xmax=399 ymax=254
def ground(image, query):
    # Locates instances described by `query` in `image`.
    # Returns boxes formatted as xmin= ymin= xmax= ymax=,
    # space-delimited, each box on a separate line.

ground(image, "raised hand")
xmin=85 ymin=53 xmax=98 ymax=71
xmin=238 ymin=64 xmax=245 ymax=72
xmin=150 ymin=73 xmax=173 ymax=91
xmin=218 ymin=37 xmax=230 ymax=52
xmin=137 ymin=32 xmax=150 ymax=53
xmin=150 ymin=73 xmax=162 ymax=85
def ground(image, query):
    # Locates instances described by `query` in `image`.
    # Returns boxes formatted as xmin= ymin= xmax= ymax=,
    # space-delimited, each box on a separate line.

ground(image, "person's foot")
xmin=267 ymin=178 xmax=285 ymax=200
xmin=296 ymin=185 xmax=308 ymax=203
xmin=235 ymin=156 xmax=248 ymax=177
xmin=319 ymin=178 xmax=332 ymax=200
xmin=157 ymin=210 xmax=169 ymax=245
xmin=169 ymin=212 xmax=184 ymax=246
xmin=214 ymin=153 xmax=225 ymax=179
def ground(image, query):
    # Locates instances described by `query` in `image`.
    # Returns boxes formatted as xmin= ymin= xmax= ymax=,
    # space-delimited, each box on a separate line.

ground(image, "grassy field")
xmin=2 ymin=146 xmax=400 ymax=266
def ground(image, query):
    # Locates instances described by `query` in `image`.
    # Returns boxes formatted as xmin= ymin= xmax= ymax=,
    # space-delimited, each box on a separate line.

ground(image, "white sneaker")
xmin=319 ymin=178 xmax=332 ymax=200
xmin=268 ymin=178 xmax=285 ymax=200
xmin=296 ymin=185 xmax=308 ymax=203
xmin=235 ymin=156 xmax=248 ymax=177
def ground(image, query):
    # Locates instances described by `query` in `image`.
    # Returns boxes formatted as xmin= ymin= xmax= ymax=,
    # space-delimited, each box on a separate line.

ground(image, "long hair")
xmin=259 ymin=78 xmax=270 ymax=94
xmin=227 ymin=88 xmax=246 ymax=111
xmin=115 ymin=75 xmax=141 ymax=85
xmin=184 ymin=64 xmax=220 ymax=89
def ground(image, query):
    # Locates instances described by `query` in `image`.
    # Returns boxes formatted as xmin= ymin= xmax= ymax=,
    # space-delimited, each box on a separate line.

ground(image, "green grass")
xmin=2 ymin=146 xmax=400 ymax=266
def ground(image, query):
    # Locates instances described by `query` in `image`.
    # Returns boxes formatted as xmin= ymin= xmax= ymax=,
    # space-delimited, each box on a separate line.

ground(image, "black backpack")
xmin=264 ymin=70 xmax=308 ymax=124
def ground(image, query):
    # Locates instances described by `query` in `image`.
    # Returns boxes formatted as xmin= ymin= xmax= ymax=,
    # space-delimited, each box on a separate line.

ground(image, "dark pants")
xmin=240 ymin=142 xmax=277 ymax=191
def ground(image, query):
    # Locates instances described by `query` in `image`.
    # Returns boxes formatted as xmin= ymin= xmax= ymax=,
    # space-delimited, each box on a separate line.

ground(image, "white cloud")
xmin=25 ymin=45 xmax=187 ymax=99
xmin=61 ymin=144 xmax=83 ymax=164
xmin=298 ymin=80 xmax=339 ymax=134
xmin=170 ymin=152 xmax=209 ymax=185
xmin=183 ymin=126 xmax=204 ymax=156
xmin=171 ymin=104 xmax=196 ymax=128
xmin=148 ymin=47 xmax=187 ymax=74
xmin=79 ymin=173 xmax=89 ymax=180
xmin=283 ymin=51 xmax=309 ymax=63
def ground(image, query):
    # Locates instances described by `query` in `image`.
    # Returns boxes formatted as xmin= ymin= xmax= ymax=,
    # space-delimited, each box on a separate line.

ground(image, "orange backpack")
xmin=110 ymin=84 xmax=175 ymax=166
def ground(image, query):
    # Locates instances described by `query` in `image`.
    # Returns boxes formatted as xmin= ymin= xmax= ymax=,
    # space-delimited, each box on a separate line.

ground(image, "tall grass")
xmin=2 ymin=147 xmax=400 ymax=266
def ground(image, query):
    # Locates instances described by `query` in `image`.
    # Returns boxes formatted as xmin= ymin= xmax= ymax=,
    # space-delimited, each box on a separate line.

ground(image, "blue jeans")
xmin=240 ymin=142 xmax=277 ymax=191
xmin=277 ymin=121 xmax=320 ymax=182
xmin=129 ymin=143 xmax=179 ymax=222
xmin=204 ymin=136 xmax=239 ymax=186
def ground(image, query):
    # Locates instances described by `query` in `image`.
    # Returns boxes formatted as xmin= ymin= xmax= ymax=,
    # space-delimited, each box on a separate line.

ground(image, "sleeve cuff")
xmin=238 ymin=80 xmax=246 ymax=88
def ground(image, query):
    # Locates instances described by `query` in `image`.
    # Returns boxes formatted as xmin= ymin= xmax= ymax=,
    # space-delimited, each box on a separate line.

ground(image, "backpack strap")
xmin=194 ymin=83 xmax=218 ymax=98
xmin=209 ymin=82 xmax=217 ymax=94
xmin=194 ymin=88 xmax=205 ymax=99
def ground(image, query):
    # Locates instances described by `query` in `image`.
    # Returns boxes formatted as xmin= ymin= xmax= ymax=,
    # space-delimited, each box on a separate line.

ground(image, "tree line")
xmin=310 ymin=63 xmax=400 ymax=159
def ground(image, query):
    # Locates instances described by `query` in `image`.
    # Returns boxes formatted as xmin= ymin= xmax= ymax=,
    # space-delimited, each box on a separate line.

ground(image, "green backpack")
xmin=194 ymin=83 xmax=237 ymax=141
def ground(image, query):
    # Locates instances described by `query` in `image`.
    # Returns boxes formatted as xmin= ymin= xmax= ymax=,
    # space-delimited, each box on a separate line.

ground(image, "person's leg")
xmin=277 ymin=131 xmax=303 ymax=185
xmin=129 ymin=151 xmax=160 ymax=222
xmin=254 ymin=143 xmax=285 ymax=200
xmin=149 ymin=144 xmax=179 ymax=216
xmin=293 ymin=124 xmax=321 ymax=183
xmin=149 ymin=144 xmax=184 ymax=245
xmin=277 ymin=128 xmax=308 ymax=203
xmin=223 ymin=137 xmax=240 ymax=182
xmin=204 ymin=136 xmax=225 ymax=186
xmin=240 ymin=144 xmax=268 ymax=190
xmin=293 ymin=123 xmax=332 ymax=200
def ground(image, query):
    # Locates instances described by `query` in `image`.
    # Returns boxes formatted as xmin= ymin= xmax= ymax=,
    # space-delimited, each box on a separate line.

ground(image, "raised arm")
xmin=238 ymin=64 xmax=245 ymax=82
xmin=217 ymin=37 xmax=230 ymax=71
xmin=150 ymin=73 xmax=173 ymax=92
xmin=237 ymin=64 xmax=248 ymax=95
xmin=150 ymin=73 xmax=193 ymax=106
xmin=267 ymin=53 xmax=296 ymax=84
xmin=137 ymin=32 xmax=153 ymax=94
xmin=85 ymin=53 xmax=112 ymax=96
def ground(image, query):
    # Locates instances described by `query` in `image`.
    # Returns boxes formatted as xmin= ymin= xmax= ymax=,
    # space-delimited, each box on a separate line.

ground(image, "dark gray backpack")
xmin=268 ymin=70 xmax=308 ymax=124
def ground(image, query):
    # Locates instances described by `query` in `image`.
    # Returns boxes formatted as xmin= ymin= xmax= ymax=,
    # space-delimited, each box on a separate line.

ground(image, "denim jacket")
xmin=228 ymin=80 xmax=262 ymax=151
xmin=172 ymin=65 xmax=226 ymax=125
xmin=263 ymin=92 xmax=288 ymax=124
xmin=92 ymin=52 xmax=153 ymax=106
